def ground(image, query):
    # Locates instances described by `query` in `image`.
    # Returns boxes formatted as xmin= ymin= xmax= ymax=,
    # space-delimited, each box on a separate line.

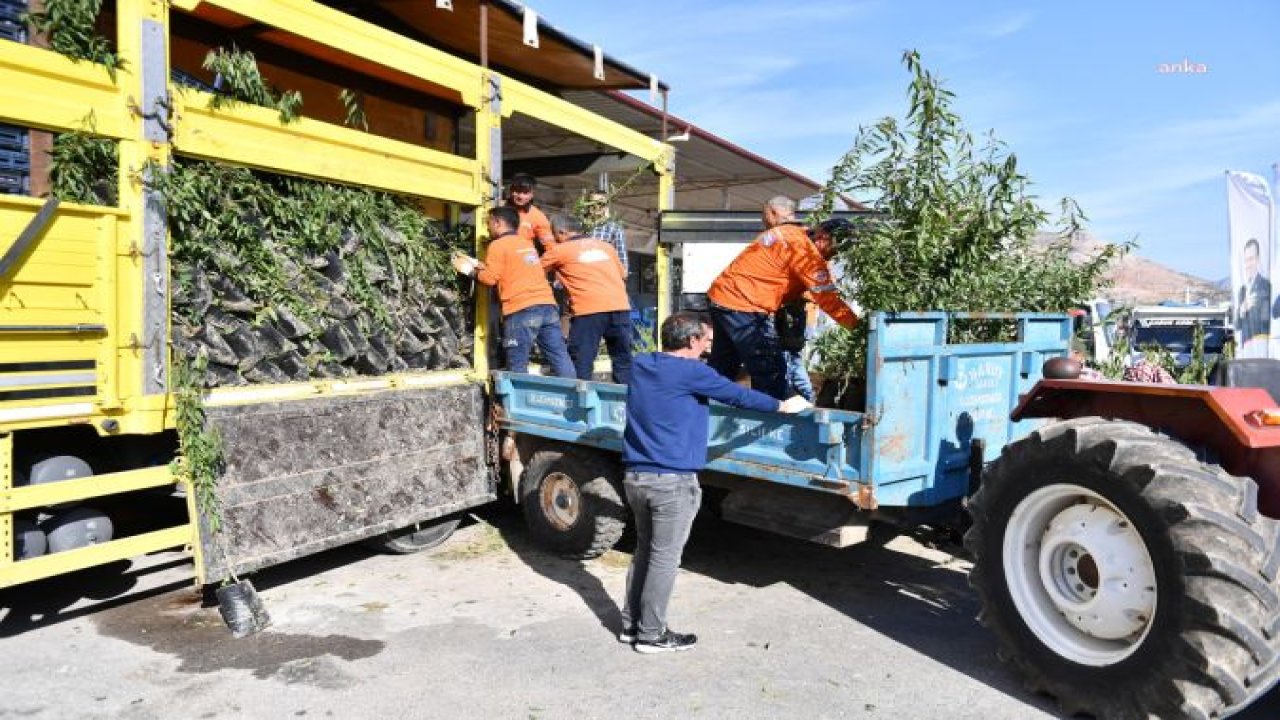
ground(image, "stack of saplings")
xmin=160 ymin=159 xmax=472 ymax=388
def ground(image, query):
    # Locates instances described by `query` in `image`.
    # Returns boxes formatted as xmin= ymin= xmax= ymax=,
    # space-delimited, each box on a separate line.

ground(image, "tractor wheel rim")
xmin=1004 ymin=483 xmax=1157 ymax=666
xmin=540 ymin=472 xmax=581 ymax=531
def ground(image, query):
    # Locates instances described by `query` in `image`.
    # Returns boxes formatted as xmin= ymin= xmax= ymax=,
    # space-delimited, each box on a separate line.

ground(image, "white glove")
xmin=778 ymin=396 xmax=812 ymax=414
xmin=451 ymin=253 xmax=479 ymax=276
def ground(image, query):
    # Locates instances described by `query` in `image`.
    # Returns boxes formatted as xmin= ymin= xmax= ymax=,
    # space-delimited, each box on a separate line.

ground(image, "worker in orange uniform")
xmin=453 ymin=206 xmax=574 ymax=377
xmin=705 ymin=196 xmax=858 ymax=399
xmin=541 ymin=214 xmax=633 ymax=384
xmin=505 ymin=173 xmax=556 ymax=252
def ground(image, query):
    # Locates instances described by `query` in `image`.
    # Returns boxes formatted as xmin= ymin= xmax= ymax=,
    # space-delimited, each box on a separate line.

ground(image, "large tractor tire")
xmin=966 ymin=417 xmax=1280 ymax=719
xmin=521 ymin=445 xmax=626 ymax=559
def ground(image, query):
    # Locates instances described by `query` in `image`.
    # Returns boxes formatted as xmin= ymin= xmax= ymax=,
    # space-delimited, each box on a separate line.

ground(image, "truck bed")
xmin=494 ymin=312 xmax=1070 ymax=510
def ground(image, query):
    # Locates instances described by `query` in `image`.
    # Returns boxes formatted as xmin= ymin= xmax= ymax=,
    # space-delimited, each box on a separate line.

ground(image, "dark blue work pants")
xmin=567 ymin=310 xmax=633 ymax=384
xmin=707 ymin=304 xmax=787 ymax=399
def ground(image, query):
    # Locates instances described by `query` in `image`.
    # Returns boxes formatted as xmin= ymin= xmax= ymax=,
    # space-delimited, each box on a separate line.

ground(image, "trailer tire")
xmin=367 ymin=515 xmax=461 ymax=554
xmin=966 ymin=417 xmax=1280 ymax=719
xmin=522 ymin=446 xmax=626 ymax=559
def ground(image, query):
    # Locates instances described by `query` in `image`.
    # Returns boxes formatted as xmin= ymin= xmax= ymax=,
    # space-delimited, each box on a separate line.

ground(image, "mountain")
xmin=1033 ymin=232 xmax=1229 ymax=306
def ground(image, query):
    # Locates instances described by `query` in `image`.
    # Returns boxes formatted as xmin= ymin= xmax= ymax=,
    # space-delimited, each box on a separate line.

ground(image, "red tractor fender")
xmin=1012 ymin=379 xmax=1280 ymax=518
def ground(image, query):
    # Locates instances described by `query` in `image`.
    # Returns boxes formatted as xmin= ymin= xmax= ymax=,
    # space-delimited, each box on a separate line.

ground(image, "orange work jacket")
xmin=474 ymin=231 xmax=556 ymax=316
xmin=706 ymin=222 xmax=857 ymax=329
xmin=510 ymin=203 xmax=555 ymax=251
xmin=540 ymin=236 xmax=630 ymax=316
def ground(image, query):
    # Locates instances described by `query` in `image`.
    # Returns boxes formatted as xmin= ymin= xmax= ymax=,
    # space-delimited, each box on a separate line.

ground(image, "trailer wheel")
xmin=966 ymin=417 xmax=1280 ymax=719
xmin=367 ymin=515 xmax=461 ymax=555
xmin=522 ymin=446 xmax=625 ymax=559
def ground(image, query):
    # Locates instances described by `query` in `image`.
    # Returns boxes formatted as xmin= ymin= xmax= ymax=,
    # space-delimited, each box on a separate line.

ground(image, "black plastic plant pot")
xmin=215 ymin=580 xmax=272 ymax=638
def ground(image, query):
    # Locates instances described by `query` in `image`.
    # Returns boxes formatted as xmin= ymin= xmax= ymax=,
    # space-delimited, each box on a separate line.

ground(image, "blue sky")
xmin=529 ymin=0 xmax=1279 ymax=279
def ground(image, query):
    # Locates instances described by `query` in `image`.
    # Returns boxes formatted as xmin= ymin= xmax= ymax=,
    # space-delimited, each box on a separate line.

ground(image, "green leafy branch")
xmin=203 ymin=47 xmax=303 ymax=124
xmin=571 ymin=161 xmax=654 ymax=232
xmin=811 ymin=50 xmax=1128 ymax=383
xmin=23 ymin=0 xmax=124 ymax=79
xmin=171 ymin=350 xmax=225 ymax=532
xmin=149 ymin=157 xmax=466 ymax=384
xmin=339 ymin=89 xmax=369 ymax=131
xmin=48 ymin=113 xmax=118 ymax=206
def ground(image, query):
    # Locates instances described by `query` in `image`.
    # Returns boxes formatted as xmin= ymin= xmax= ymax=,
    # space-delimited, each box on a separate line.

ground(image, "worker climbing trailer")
xmin=0 ymin=0 xmax=671 ymax=590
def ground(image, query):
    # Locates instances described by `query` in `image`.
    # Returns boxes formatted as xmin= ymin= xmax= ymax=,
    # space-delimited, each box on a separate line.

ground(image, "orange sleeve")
xmin=475 ymin=239 xmax=505 ymax=287
xmin=532 ymin=208 xmax=555 ymax=246
xmin=539 ymin=243 xmax=563 ymax=272
xmin=790 ymin=245 xmax=858 ymax=329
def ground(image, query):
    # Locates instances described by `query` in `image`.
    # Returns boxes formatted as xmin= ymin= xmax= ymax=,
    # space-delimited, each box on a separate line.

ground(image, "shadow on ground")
xmin=0 ymin=533 xmax=376 ymax=638
xmin=489 ymin=506 xmax=627 ymax=639
xmin=0 ymin=557 xmax=190 ymax=638
xmin=485 ymin=501 xmax=1280 ymax=720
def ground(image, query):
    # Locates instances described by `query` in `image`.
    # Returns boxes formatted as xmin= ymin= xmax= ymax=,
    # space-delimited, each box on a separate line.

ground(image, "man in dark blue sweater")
xmin=620 ymin=311 xmax=811 ymax=653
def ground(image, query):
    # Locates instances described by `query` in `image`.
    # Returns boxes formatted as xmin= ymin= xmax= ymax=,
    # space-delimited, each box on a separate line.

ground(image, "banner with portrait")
xmin=1226 ymin=171 xmax=1274 ymax=358
xmin=1274 ymin=163 xmax=1280 ymax=358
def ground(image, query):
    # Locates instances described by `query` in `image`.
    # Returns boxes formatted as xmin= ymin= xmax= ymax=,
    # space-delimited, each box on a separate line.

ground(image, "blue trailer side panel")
xmin=493 ymin=374 xmax=866 ymax=494
xmin=864 ymin=313 xmax=1070 ymax=506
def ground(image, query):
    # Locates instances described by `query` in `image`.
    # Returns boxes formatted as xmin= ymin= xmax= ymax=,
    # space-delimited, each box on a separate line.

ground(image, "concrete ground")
xmin=2 ymin=506 xmax=1279 ymax=719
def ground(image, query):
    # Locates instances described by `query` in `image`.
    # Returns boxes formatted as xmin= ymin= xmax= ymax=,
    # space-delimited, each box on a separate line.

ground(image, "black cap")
xmin=817 ymin=218 xmax=854 ymax=237
xmin=508 ymin=173 xmax=536 ymax=191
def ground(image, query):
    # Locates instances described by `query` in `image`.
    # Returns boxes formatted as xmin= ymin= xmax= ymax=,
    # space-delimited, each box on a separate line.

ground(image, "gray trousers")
xmin=620 ymin=471 xmax=702 ymax=642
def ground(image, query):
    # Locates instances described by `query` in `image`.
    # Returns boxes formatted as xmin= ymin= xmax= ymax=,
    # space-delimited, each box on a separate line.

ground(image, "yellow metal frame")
xmin=0 ymin=0 xmax=673 ymax=590
xmin=501 ymin=78 xmax=666 ymax=162
xmin=0 ymin=466 xmax=174 ymax=514
xmin=172 ymin=0 xmax=482 ymax=107
xmin=0 ymin=42 xmax=128 ymax=137
xmin=174 ymin=92 xmax=482 ymax=205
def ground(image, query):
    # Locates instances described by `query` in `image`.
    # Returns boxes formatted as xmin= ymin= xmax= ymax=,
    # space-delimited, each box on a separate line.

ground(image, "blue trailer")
xmin=493 ymin=311 xmax=1071 ymax=555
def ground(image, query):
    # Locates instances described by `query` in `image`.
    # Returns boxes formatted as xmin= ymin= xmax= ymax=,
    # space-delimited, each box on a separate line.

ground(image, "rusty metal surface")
xmin=198 ymin=384 xmax=495 ymax=581
xmin=1012 ymin=379 xmax=1280 ymax=516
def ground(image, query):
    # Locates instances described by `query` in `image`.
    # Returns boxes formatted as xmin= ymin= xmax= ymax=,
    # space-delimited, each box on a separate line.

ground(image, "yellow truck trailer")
xmin=0 ymin=0 xmax=672 ymax=590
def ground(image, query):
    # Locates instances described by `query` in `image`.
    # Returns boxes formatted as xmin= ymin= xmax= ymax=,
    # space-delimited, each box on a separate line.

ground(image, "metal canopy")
xmin=658 ymin=210 xmax=877 ymax=245
xmin=500 ymin=90 xmax=864 ymax=253
xmin=325 ymin=0 xmax=667 ymax=92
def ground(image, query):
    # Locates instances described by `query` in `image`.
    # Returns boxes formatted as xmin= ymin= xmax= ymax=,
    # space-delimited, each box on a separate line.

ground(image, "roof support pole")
xmin=479 ymin=0 xmax=489 ymax=69
xmin=656 ymin=147 xmax=675 ymax=325
xmin=471 ymin=69 xmax=503 ymax=377
xmin=660 ymin=88 xmax=669 ymax=142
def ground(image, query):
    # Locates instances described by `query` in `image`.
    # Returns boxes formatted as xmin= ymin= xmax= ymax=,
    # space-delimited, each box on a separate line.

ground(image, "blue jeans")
xmin=708 ymin=304 xmax=787 ymax=399
xmin=567 ymin=310 xmax=633 ymax=384
xmin=502 ymin=304 xmax=574 ymax=377
xmin=620 ymin=471 xmax=701 ymax=642
xmin=784 ymin=350 xmax=814 ymax=401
